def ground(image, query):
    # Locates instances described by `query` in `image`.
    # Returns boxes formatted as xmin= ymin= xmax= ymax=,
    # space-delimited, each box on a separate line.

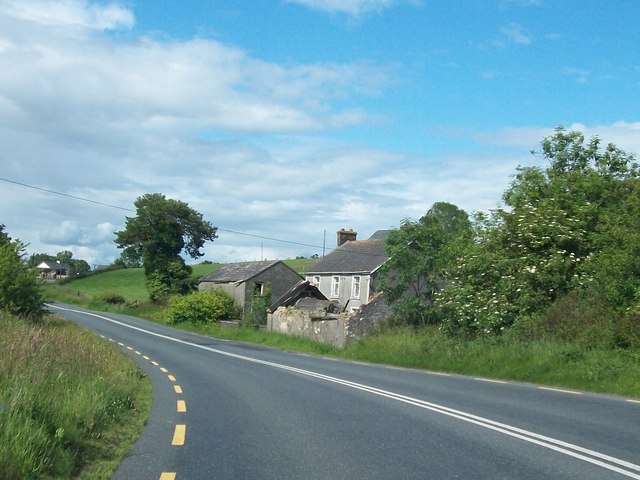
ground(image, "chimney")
xmin=337 ymin=228 xmax=357 ymax=247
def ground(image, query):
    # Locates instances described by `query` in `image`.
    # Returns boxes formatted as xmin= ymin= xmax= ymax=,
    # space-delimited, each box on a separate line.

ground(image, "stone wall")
xmin=268 ymin=293 xmax=391 ymax=348
xmin=268 ymin=307 xmax=349 ymax=348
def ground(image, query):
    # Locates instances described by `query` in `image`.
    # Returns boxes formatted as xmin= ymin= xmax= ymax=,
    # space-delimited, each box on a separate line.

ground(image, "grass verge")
xmin=0 ymin=312 xmax=152 ymax=479
xmin=44 ymin=279 xmax=640 ymax=400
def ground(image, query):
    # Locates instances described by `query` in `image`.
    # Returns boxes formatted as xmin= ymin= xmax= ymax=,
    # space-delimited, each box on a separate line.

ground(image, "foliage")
xmin=0 ymin=226 xmax=45 ymax=321
xmin=435 ymin=128 xmax=639 ymax=337
xmin=101 ymin=292 xmax=126 ymax=305
xmin=379 ymin=202 xmax=471 ymax=325
xmin=29 ymin=250 xmax=91 ymax=275
xmin=115 ymin=193 xmax=217 ymax=300
xmin=166 ymin=289 xmax=236 ymax=325
xmin=242 ymin=283 xmax=272 ymax=327
xmin=0 ymin=313 xmax=151 ymax=478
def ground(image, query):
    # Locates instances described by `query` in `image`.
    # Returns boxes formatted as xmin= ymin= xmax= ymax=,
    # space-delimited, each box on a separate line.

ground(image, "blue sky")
xmin=1 ymin=0 xmax=639 ymax=266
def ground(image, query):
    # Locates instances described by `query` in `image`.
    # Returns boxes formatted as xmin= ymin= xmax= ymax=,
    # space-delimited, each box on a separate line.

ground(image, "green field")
xmin=47 ymin=259 xmax=316 ymax=305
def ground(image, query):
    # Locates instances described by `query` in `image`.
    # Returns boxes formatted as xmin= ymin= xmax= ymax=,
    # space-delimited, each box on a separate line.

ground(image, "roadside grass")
xmin=340 ymin=326 xmax=640 ymax=398
xmin=43 ymin=268 xmax=640 ymax=399
xmin=0 ymin=312 xmax=152 ymax=479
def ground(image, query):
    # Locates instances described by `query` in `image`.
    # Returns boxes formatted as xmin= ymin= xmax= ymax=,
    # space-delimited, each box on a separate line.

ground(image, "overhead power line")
xmin=0 ymin=176 xmax=389 ymax=256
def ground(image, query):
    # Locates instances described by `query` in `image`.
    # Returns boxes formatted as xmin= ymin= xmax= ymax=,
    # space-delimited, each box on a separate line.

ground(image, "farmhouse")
xmin=34 ymin=260 xmax=69 ymax=279
xmin=197 ymin=260 xmax=302 ymax=315
xmin=305 ymin=229 xmax=390 ymax=312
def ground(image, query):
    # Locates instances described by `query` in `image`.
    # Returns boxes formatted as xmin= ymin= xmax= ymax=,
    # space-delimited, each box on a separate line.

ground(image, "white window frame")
xmin=331 ymin=275 xmax=340 ymax=297
xmin=352 ymin=275 xmax=361 ymax=299
xmin=312 ymin=275 xmax=320 ymax=287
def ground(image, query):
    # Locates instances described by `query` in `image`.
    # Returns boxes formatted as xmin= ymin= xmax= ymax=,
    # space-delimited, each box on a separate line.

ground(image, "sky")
xmin=1 ymin=0 xmax=640 ymax=267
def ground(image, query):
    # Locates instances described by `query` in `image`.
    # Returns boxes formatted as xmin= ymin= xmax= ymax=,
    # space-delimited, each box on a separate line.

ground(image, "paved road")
xmin=48 ymin=303 xmax=640 ymax=480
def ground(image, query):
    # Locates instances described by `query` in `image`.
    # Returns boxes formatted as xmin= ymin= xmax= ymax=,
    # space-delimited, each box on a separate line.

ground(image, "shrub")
xmin=166 ymin=289 xmax=235 ymax=325
xmin=101 ymin=293 xmax=126 ymax=305
xmin=0 ymin=240 xmax=45 ymax=322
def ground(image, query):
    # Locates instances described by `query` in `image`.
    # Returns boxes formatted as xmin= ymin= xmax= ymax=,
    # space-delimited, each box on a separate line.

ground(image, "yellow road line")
xmin=168 ymin=375 xmax=176 ymax=382
xmin=160 ymin=367 xmax=168 ymax=373
xmin=159 ymin=472 xmax=176 ymax=480
xmin=174 ymin=385 xmax=183 ymax=394
xmin=151 ymin=361 xmax=159 ymax=366
xmin=177 ymin=400 xmax=186 ymax=412
xmin=143 ymin=355 xmax=150 ymax=360
xmin=172 ymin=424 xmax=186 ymax=445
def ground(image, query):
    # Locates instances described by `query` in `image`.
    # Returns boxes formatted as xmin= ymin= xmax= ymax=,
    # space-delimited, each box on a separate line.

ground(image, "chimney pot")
xmin=337 ymin=228 xmax=357 ymax=246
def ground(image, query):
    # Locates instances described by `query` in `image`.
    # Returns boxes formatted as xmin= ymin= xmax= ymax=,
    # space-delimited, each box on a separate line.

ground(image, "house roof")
xmin=306 ymin=230 xmax=390 ymax=275
xmin=35 ymin=261 xmax=70 ymax=270
xmin=198 ymin=260 xmax=285 ymax=284
xmin=269 ymin=280 xmax=328 ymax=311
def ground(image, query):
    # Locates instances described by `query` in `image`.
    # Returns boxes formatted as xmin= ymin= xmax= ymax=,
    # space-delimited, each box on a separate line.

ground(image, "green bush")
xmin=0 ymin=240 xmax=45 ymax=321
xmin=101 ymin=292 xmax=126 ymax=305
xmin=166 ymin=289 xmax=235 ymax=325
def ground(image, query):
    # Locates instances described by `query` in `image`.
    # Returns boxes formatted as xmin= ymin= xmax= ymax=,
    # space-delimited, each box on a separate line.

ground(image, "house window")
xmin=331 ymin=276 xmax=340 ymax=297
xmin=352 ymin=276 xmax=361 ymax=299
xmin=312 ymin=275 xmax=320 ymax=287
xmin=254 ymin=282 xmax=264 ymax=296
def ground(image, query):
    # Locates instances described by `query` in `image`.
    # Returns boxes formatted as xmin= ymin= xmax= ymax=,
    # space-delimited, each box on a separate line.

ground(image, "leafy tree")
xmin=0 ymin=225 xmax=10 ymax=245
xmin=379 ymin=202 xmax=471 ymax=325
xmin=0 ymin=225 xmax=45 ymax=321
xmin=115 ymin=193 xmax=217 ymax=300
xmin=436 ymin=128 xmax=639 ymax=337
xmin=29 ymin=251 xmax=91 ymax=275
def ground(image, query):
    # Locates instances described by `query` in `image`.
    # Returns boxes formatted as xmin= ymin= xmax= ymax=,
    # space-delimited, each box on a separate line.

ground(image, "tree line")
xmin=379 ymin=128 xmax=640 ymax=348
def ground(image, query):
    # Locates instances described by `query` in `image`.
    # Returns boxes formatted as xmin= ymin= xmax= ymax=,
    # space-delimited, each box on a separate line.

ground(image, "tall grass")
xmin=340 ymin=326 xmax=640 ymax=397
xmin=0 ymin=312 xmax=151 ymax=479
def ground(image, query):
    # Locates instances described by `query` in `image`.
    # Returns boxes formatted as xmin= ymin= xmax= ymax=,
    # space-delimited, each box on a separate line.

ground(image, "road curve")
xmin=48 ymin=303 xmax=640 ymax=480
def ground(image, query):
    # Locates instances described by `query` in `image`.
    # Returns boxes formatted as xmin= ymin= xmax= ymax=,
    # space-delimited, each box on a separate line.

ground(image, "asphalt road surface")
xmin=48 ymin=303 xmax=640 ymax=480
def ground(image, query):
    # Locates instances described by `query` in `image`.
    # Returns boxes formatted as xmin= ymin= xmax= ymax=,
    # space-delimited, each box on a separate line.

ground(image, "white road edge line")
xmin=48 ymin=303 xmax=640 ymax=480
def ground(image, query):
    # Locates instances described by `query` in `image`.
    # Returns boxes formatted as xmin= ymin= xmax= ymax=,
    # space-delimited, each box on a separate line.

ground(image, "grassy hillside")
xmin=46 ymin=258 xmax=317 ymax=305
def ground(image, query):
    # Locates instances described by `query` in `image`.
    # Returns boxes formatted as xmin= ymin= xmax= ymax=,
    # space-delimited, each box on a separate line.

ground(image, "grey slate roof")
xmin=198 ymin=260 xmax=281 ymax=283
xmin=269 ymin=280 xmax=328 ymax=311
xmin=306 ymin=230 xmax=390 ymax=274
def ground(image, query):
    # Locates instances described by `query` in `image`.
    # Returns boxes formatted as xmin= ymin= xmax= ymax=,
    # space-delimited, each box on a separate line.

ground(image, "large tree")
xmin=436 ymin=128 xmax=640 ymax=337
xmin=379 ymin=202 xmax=471 ymax=325
xmin=115 ymin=193 xmax=217 ymax=300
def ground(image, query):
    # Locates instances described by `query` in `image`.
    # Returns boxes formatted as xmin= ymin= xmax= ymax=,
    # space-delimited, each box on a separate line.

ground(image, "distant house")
xmin=34 ymin=260 xmax=69 ymax=279
xmin=197 ymin=260 xmax=302 ymax=315
xmin=305 ymin=229 xmax=390 ymax=312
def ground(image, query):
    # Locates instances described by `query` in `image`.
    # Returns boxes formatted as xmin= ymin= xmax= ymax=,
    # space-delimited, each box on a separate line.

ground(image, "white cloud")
xmin=500 ymin=23 xmax=533 ymax=45
xmin=285 ymin=0 xmax=416 ymax=16
xmin=2 ymin=0 xmax=134 ymax=30
xmin=475 ymin=122 xmax=640 ymax=155
xmin=562 ymin=67 xmax=590 ymax=84
xmin=2 ymin=1 xmax=639 ymax=267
